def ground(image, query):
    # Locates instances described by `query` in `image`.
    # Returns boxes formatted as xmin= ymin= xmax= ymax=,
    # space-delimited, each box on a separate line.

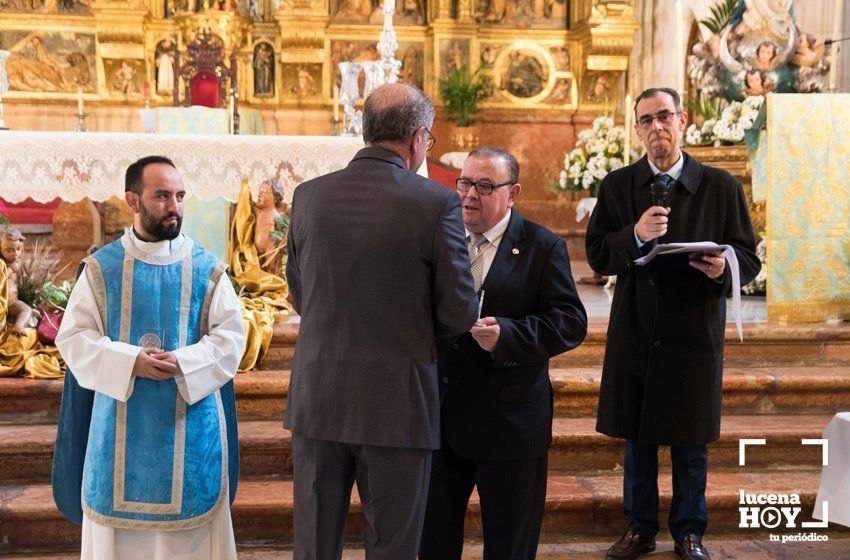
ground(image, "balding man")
xmin=285 ymin=83 xmax=479 ymax=559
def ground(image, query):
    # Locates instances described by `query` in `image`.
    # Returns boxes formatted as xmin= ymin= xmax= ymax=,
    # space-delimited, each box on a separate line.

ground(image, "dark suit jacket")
xmin=285 ymin=147 xmax=479 ymax=450
xmin=439 ymin=210 xmax=587 ymax=462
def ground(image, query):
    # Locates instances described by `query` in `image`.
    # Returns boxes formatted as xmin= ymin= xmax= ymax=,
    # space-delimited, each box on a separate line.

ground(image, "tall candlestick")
xmin=624 ymin=93 xmax=632 ymax=165
xmin=333 ymin=84 xmax=340 ymax=122
xmin=228 ymin=91 xmax=235 ymax=134
xmin=77 ymin=87 xmax=84 ymax=114
xmin=830 ymin=0 xmax=844 ymax=91
xmin=676 ymin=0 xmax=685 ymax=93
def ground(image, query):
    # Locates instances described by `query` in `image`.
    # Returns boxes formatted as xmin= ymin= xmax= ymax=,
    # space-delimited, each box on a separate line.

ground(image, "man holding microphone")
xmin=586 ymin=87 xmax=761 ymax=560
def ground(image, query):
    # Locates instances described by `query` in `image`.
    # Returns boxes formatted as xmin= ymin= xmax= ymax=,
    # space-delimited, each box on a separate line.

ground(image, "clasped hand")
xmin=470 ymin=316 xmax=500 ymax=352
xmin=132 ymin=347 xmax=182 ymax=381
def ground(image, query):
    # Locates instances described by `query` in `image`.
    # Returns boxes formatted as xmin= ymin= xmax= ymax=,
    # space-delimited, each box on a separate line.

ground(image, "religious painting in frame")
xmin=475 ymin=0 xmax=567 ymax=29
xmin=103 ymin=58 xmax=144 ymax=99
xmin=438 ymin=38 xmax=470 ymax=79
xmin=0 ymin=30 xmax=98 ymax=95
xmin=581 ymin=70 xmax=620 ymax=108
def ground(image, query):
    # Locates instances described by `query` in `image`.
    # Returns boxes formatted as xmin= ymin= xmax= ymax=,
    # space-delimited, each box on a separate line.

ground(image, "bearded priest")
xmin=52 ymin=156 xmax=245 ymax=560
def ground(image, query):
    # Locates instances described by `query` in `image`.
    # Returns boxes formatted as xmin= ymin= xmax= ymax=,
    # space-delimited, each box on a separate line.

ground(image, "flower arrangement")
xmin=742 ymin=234 xmax=767 ymax=295
xmin=553 ymin=116 xmax=641 ymax=197
xmin=685 ymin=96 xmax=764 ymax=147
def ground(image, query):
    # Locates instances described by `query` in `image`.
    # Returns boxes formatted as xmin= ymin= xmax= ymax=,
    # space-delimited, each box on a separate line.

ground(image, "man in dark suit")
xmin=285 ymin=83 xmax=479 ymax=560
xmin=586 ymin=88 xmax=760 ymax=560
xmin=419 ymin=147 xmax=588 ymax=560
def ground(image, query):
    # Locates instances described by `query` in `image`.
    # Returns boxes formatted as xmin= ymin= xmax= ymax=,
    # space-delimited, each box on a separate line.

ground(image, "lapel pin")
xmin=512 ymin=248 xmax=519 ymax=255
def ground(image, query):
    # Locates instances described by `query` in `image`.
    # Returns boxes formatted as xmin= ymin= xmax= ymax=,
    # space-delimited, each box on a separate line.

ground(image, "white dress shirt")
xmin=466 ymin=208 xmax=512 ymax=282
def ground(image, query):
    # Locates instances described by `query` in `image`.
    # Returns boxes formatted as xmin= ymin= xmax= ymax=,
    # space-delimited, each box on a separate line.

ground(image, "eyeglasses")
xmin=636 ymin=110 xmax=681 ymax=130
xmin=423 ymin=127 xmax=436 ymax=151
xmin=456 ymin=178 xmax=514 ymax=196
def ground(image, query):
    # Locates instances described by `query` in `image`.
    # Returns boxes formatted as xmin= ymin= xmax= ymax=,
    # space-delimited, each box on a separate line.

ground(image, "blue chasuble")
xmin=52 ymin=235 xmax=240 ymax=531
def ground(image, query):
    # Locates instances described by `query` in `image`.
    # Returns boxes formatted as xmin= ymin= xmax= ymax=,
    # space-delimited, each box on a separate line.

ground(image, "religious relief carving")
xmin=0 ymin=0 xmax=91 ymax=15
xmin=252 ymin=42 xmax=275 ymax=97
xmin=105 ymin=58 xmax=144 ymax=97
xmin=399 ymin=44 xmax=424 ymax=90
xmin=550 ymin=45 xmax=570 ymax=71
xmin=440 ymin=39 xmax=469 ymax=79
xmin=476 ymin=0 xmax=566 ymax=29
xmin=499 ymin=47 xmax=547 ymax=98
xmin=330 ymin=0 xmax=424 ymax=25
xmin=282 ymin=63 xmax=320 ymax=99
xmin=581 ymin=70 xmax=617 ymax=105
xmin=0 ymin=31 xmax=96 ymax=93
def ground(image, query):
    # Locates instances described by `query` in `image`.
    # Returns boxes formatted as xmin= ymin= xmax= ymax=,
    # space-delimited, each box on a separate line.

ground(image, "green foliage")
xmin=700 ymin=0 xmax=738 ymax=36
xmin=0 ymin=215 xmax=9 ymax=228
xmin=269 ymin=215 xmax=290 ymax=245
xmin=686 ymin=93 xmax=727 ymax=122
xmin=16 ymin=240 xmax=71 ymax=310
xmin=438 ymin=66 xmax=491 ymax=127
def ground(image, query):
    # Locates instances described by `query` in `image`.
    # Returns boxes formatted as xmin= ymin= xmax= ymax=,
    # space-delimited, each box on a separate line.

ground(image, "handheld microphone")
xmin=650 ymin=178 xmax=672 ymax=212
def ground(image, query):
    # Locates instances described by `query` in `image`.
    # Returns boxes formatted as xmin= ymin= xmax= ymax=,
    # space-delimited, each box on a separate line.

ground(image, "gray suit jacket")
xmin=285 ymin=147 xmax=479 ymax=450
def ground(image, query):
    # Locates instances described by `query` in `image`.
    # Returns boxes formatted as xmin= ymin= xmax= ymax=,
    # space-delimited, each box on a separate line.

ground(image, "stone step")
xmin=0 ymin=415 xmax=832 ymax=484
xmin=1 ymin=471 xmax=844 ymax=553
xmin=260 ymin=320 xmax=850 ymax=370
xmin=4 ymin=365 xmax=850 ymax=425
xmin=9 ymin=537 xmax=850 ymax=560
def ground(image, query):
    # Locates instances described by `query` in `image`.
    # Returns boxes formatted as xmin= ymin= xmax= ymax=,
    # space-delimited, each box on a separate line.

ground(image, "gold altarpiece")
xmin=0 ymin=0 xmax=637 ymax=116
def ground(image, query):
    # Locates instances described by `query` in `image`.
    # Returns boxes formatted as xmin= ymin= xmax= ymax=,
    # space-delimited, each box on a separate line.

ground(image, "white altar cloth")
xmin=814 ymin=412 xmax=850 ymax=527
xmin=0 ymin=131 xmax=363 ymax=203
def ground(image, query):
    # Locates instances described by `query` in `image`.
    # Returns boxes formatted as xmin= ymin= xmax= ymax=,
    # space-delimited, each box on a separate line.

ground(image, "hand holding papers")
xmin=634 ymin=242 xmax=744 ymax=341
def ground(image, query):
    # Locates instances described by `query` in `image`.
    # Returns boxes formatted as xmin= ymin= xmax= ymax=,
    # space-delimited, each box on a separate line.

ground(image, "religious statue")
xmin=0 ymin=228 xmax=33 ymax=337
xmin=155 ymin=39 xmax=176 ymax=94
xmin=334 ymin=0 xmax=371 ymax=20
xmin=252 ymin=179 xmax=288 ymax=274
xmin=443 ymin=41 xmax=465 ymax=78
xmin=690 ymin=0 xmax=828 ymax=100
xmin=253 ymin=43 xmax=274 ymax=96
xmin=500 ymin=50 xmax=545 ymax=97
xmin=5 ymin=34 xmax=67 ymax=92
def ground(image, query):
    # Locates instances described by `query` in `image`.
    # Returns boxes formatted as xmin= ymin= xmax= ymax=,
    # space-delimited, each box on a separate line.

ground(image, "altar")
xmin=0 ymin=130 xmax=363 ymax=259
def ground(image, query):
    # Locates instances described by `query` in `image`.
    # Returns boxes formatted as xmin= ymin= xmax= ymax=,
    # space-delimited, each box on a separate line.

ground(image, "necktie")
xmin=468 ymin=233 xmax=488 ymax=291
xmin=654 ymin=173 xmax=675 ymax=189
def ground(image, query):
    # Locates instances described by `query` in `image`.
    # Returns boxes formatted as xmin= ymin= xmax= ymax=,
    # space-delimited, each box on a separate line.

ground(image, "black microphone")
xmin=650 ymin=178 xmax=672 ymax=213
xmin=824 ymin=37 xmax=850 ymax=46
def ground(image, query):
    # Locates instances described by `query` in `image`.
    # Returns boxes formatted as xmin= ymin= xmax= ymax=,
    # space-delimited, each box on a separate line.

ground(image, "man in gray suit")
xmin=285 ymin=83 xmax=479 ymax=560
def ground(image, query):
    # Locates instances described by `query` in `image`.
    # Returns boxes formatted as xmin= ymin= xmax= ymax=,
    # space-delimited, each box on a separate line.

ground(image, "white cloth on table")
xmin=55 ymin=232 xmax=245 ymax=559
xmin=814 ymin=412 xmax=850 ymax=527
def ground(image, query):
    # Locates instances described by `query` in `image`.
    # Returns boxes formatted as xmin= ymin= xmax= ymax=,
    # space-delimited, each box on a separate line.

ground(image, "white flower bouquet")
xmin=685 ymin=96 xmax=764 ymax=147
xmin=553 ymin=116 xmax=640 ymax=197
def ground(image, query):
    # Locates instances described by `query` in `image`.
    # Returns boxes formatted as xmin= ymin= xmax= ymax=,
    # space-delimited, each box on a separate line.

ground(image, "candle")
xmin=624 ymin=93 xmax=632 ymax=165
xmin=144 ymin=82 xmax=151 ymax=100
xmin=228 ymin=91 xmax=235 ymax=134
xmin=332 ymin=85 xmax=340 ymax=122
xmin=76 ymin=87 xmax=84 ymax=114
xmin=830 ymin=0 xmax=844 ymax=91
xmin=675 ymin=0 xmax=685 ymax=93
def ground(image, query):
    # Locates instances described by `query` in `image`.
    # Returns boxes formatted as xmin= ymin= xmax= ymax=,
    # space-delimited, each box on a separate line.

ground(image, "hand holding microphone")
xmin=636 ymin=177 xmax=673 ymax=243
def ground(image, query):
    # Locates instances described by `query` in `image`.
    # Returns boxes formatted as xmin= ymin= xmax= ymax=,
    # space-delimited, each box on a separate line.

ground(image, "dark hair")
xmin=467 ymin=146 xmax=520 ymax=184
xmin=633 ymin=87 xmax=683 ymax=116
xmin=363 ymin=84 xmax=435 ymax=145
xmin=125 ymin=155 xmax=177 ymax=194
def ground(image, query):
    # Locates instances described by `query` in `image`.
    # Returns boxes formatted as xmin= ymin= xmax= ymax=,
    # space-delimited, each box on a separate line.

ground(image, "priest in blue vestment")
xmin=52 ymin=156 xmax=245 ymax=560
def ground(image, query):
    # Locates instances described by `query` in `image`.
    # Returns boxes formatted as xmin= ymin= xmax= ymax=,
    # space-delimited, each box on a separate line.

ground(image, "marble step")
xmin=260 ymin=320 xmax=850 ymax=370
xmin=9 ymin=536 xmax=850 ymax=560
xmin=4 ymin=365 xmax=850 ymax=426
xmin=1 ymin=471 xmax=845 ymax=553
xmin=0 ymin=415 xmax=832 ymax=484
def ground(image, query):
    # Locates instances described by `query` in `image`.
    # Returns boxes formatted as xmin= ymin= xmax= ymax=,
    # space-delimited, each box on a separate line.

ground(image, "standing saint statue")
xmin=252 ymin=43 xmax=274 ymax=96
xmin=155 ymin=39 xmax=176 ymax=94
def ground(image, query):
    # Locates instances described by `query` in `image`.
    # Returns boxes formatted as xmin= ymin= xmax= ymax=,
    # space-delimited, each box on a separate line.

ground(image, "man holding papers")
xmin=586 ymin=87 xmax=761 ymax=560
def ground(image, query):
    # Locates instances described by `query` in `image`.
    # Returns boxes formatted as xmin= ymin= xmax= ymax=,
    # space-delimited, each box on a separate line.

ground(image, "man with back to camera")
xmin=418 ymin=146 xmax=588 ymax=559
xmin=285 ymin=83 xmax=479 ymax=560
xmin=586 ymin=88 xmax=761 ymax=560
xmin=53 ymin=155 xmax=245 ymax=560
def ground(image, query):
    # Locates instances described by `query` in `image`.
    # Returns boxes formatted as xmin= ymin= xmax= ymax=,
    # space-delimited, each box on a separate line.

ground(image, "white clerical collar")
xmin=123 ymin=229 xmax=193 ymax=265
xmin=647 ymin=150 xmax=685 ymax=181
xmin=466 ymin=208 xmax=512 ymax=246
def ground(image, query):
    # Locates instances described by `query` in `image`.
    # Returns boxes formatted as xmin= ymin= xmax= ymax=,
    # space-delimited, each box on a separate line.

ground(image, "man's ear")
xmin=125 ymin=191 xmax=140 ymax=214
xmin=507 ymin=183 xmax=522 ymax=207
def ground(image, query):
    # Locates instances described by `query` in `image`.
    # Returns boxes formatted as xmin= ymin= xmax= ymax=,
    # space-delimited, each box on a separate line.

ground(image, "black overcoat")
xmin=586 ymin=153 xmax=761 ymax=446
